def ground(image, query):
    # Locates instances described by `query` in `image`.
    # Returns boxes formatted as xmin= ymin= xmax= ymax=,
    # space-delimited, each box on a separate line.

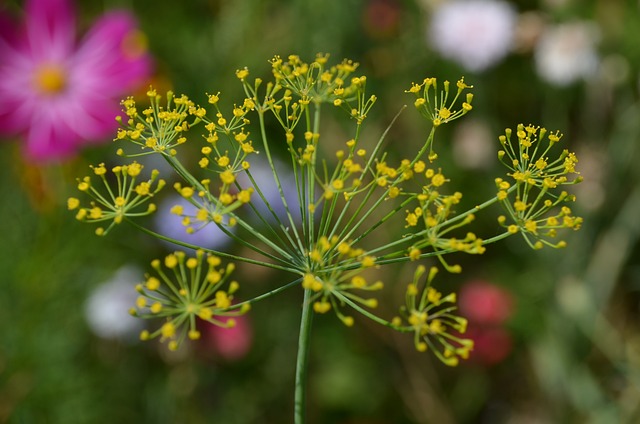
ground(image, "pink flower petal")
xmin=202 ymin=316 xmax=253 ymax=361
xmin=0 ymin=52 xmax=38 ymax=134
xmin=0 ymin=10 xmax=21 ymax=49
xmin=54 ymin=93 xmax=120 ymax=139
xmin=24 ymin=108 xmax=81 ymax=160
xmin=73 ymin=11 xmax=152 ymax=95
xmin=24 ymin=0 xmax=76 ymax=60
xmin=459 ymin=280 xmax=514 ymax=325
xmin=465 ymin=326 xmax=513 ymax=366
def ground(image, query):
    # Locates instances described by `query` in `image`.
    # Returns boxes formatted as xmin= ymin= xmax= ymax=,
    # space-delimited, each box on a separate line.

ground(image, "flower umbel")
xmin=301 ymin=236 xmax=383 ymax=327
xmin=406 ymin=77 xmax=473 ymax=160
xmin=395 ymin=265 xmax=472 ymax=366
xmin=496 ymin=124 xmax=583 ymax=249
xmin=132 ymin=250 xmax=250 ymax=351
xmin=68 ymin=162 xmax=164 ymax=235
xmin=115 ymin=90 xmax=198 ymax=157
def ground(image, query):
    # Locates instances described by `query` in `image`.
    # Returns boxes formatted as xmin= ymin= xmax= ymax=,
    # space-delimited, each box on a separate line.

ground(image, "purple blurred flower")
xmin=235 ymin=157 xmax=302 ymax=225
xmin=0 ymin=0 xmax=152 ymax=161
xmin=153 ymin=194 xmax=233 ymax=251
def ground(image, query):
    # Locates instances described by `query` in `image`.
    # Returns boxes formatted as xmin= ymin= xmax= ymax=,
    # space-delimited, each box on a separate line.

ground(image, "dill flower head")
xmin=495 ymin=124 xmax=583 ymax=249
xmin=132 ymin=250 xmax=250 ymax=351
xmin=428 ymin=0 xmax=517 ymax=72
xmin=115 ymin=90 xmax=199 ymax=157
xmin=301 ymin=236 xmax=384 ymax=327
xmin=70 ymin=53 xmax=583 ymax=370
xmin=68 ymin=162 xmax=164 ymax=236
xmin=394 ymin=266 xmax=472 ymax=366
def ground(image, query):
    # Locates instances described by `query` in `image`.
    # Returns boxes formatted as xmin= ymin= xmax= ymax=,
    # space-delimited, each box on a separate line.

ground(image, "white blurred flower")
xmin=429 ymin=0 xmax=517 ymax=72
xmin=84 ymin=265 xmax=144 ymax=341
xmin=153 ymin=194 xmax=233 ymax=251
xmin=452 ymin=119 xmax=495 ymax=170
xmin=534 ymin=21 xmax=599 ymax=86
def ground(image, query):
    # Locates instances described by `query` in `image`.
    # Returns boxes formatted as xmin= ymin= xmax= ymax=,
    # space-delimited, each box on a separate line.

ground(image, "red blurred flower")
xmin=0 ymin=0 xmax=152 ymax=161
xmin=464 ymin=326 xmax=513 ymax=366
xmin=459 ymin=280 xmax=513 ymax=325
xmin=363 ymin=0 xmax=401 ymax=39
xmin=459 ymin=280 xmax=515 ymax=365
xmin=200 ymin=315 xmax=252 ymax=361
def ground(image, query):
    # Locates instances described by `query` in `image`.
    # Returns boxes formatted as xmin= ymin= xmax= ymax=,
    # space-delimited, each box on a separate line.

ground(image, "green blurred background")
xmin=2 ymin=0 xmax=640 ymax=423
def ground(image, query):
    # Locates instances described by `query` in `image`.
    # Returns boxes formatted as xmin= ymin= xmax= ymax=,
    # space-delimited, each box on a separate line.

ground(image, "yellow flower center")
xmin=34 ymin=64 xmax=67 ymax=94
xmin=438 ymin=107 xmax=451 ymax=119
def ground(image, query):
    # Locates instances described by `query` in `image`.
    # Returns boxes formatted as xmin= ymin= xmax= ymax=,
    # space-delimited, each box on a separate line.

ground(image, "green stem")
xmin=231 ymin=278 xmax=302 ymax=310
xmin=256 ymin=111 xmax=305 ymax=253
xmin=294 ymin=288 xmax=314 ymax=424
xmin=333 ymin=291 xmax=409 ymax=331
xmin=126 ymin=219 xmax=297 ymax=273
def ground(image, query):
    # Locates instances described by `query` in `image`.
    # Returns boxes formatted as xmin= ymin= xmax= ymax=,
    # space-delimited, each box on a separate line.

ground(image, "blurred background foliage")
xmin=2 ymin=0 xmax=640 ymax=423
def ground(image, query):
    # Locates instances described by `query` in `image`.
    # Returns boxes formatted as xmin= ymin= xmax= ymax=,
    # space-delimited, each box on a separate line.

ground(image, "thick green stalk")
xmin=294 ymin=289 xmax=314 ymax=424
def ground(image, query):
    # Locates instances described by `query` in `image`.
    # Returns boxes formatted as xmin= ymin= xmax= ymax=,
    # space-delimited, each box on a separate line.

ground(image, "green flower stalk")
xmin=69 ymin=53 xmax=582 ymax=423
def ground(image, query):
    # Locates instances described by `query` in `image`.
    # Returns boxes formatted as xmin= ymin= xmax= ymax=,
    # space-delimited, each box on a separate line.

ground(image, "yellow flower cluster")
xmin=393 ymin=266 xmax=472 ymax=366
xmin=170 ymin=178 xmax=253 ymax=233
xmin=270 ymin=53 xmax=358 ymax=103
xmin=407 ymin=77 xmax=473 ymax=125
xmin=204 ymin=91 xmax=255 ymax=136
xmin=115 ymin=89 xmax=200 ymax=156
xmin=132 ymin=250 xmax=250 ymax=351
xmin=68 ymin=162 xmax=164 ymax=235
xmin=496 ymin=124 xmax=583 ymax=249
xmin=405 ymin=77 xmax=474 ymax=161
xmin=301 ymin=235 xmax=383 ymax=326
xmin=266 ymin=54 xmax=376 ymax=125
xmin=400 ymin=163 xmax=484 ymax=272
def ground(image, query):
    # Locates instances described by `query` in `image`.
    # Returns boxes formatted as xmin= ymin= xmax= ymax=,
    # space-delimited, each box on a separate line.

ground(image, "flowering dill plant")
xmin=69 ymin=54 xmax=582 ymax=422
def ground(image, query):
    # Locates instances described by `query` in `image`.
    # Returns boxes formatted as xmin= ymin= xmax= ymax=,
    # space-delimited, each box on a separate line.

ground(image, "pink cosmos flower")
xmin=458 ymin=280 xmax=515 ymax=365
xmin=458 ymin=280 xmax=514 ymax=325
xmin=464 ymin=326 xmax=513 ymax=366
xmin=0 ymin=0 xmax=152 ymax=161
xmin=200 ymin=315 xmax=253 ymax=361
